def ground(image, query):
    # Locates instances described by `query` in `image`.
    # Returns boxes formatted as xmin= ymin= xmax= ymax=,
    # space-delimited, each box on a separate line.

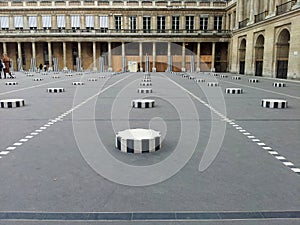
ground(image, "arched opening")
xmin=239 ymin=39 xmax=246 ymax=74
xmin=276 ymin=29 xmax=290 ymax=79
xmin=255 ymin=35 xmax=265 ymax=76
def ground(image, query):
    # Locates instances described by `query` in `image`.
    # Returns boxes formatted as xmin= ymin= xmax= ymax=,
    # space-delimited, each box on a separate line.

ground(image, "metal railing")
xmin=276 ymin=0 xmax=296 ymax=15
xmin=0 ymin=28 xmax=232 ymax=36
xmin=254 ymin=11 xmax=268 ymax=23
xmin=238 ymin=18 xmax=249 ymax=29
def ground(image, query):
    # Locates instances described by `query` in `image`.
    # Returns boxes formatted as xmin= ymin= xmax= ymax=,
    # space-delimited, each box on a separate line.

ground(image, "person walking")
xmin=0 ymin=59 xmax=3 ymax=79
xmin=2 ymin=53 xmax=13 ymax=79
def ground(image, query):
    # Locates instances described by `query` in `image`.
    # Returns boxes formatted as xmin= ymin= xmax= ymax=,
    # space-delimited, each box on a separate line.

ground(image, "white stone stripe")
xmin=283 ymin=162 xmax=294 ymax=166
xmin=291 ymin=168 xmax=300 ymax=173
xmin=257 ymin=143 xmax=266 ymax=146
xmin=13 ymin=143 xmax=22 ymax=146
xmin=19 ymin=139 xmax=28 ymax=142
xmin=6 ymin=147 xmax=16 ymax=150
xmin=0 ymin=151 xmax=10 ymax=155
xmin=263 ymin=146 xmax=272 ymax=150
xmin=25 ymin=136 xmax=33 ymax=139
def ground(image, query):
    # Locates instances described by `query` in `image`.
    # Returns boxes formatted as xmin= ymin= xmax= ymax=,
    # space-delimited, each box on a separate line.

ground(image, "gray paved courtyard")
xmin=0 ymin=71 xmax=299 ymax=224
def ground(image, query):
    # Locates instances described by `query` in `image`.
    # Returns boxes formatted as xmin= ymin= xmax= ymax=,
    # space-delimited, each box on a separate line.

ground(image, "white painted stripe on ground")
xmin=283 ymin=162 xmax=294 ymax=166
xmin=263 ymin=146 xmax=272 ymax=150
xmin=252 ymin=139 xmax=260 ymax=142
xmin=257 ymin=143 xmax=266 ymax=146
xmin=6 ymin=147 xmax=16 ymax=150
xmin=25 ymin=136 xmax=33 ymax=139
xmin=30 ymin=133 xmax=38 ymax=135
xmin=239 ymin=130 xmax=246 ymax=132
xmin=35 ymin=130 xmax=43 ymax=132
xmin=40 ymin=127 xmax=47 ymax=130
xmin=275 ymin=156 xmax=286 ymax=160
xmin=247 ymin=136 xmax=255 ymax=139
xmin=269 ymin=151 xmax=279 ymax=155
xmin=19 ymin=139 xmax=28 ymax=142
xmin=243 ymin=133 xmax=251 ymax=135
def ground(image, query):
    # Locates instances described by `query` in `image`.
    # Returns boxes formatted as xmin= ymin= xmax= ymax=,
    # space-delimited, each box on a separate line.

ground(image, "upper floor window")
xmin=28 ymin=16 xmax=37 ymax=30
xmin=185 ymin=16 xmax=194 ymax=33
xmin=14 ymin=16 xmax=23 ymax=30
xmin=0 ymin=16 xmax=9 ymax=30
xmin=71 ymin=15 xmax=80 ymax=30
xmin=57 ymin=15 xmax=66 ymax=30
xmin=214 ymin=16 xmax=223 ymax=31
xmin=129 ymin=16 xmax=137 ymax=33
xmin=85 ymin=15 xmax=94 ymax=30
xmin=200 ymin=15 xmax=208 ymax=31
xmin=42 ymin=15 xmax=52 ymax=30
xmin=114 ymin=15 xmax=122 ymax=31
xmin=172 ymin=16 xmax=180 ymax=33
xmin=99 ymin=15 xmax=108 ymax=32
xmin=157 ymin=16 xmax=165 ymax=33
xmin=143 ymin=16 xmax=151 ymax=33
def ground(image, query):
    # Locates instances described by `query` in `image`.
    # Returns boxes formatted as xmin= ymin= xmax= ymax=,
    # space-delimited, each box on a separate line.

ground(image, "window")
xmin=99 ymin=15 xmax=108 ymax=32
xmin=71 ymin=15 xmax=80 ymax=30
xmin=214 ymin=16 xmax=223 ymax=31
xmin=157 ymin=16 xmax=165 ymax=33
xmin=143 ymin=16 xmax=151 ymax=33
xmin=115 ymin=15 xmax=122 ymax=32
xmin=0 ymin=16 xmax=9 ymax=30
xmin=172 ymin=16 xmax=180 ymax=33
xmin=185 ymin=16 xmax=194 ymax=33
xmin=85 ymin=15 xmax=94 ymax=30
xmin=42 ymin=15 xmax=52 ymax=30
xmin=28 ymin=16 xmax=37 ymax=30
xmin=14 ymin=16 xmax=23 ymax=30
xmin=57 ymin=15 xmax=66 ymax=30
xmin=129 ymin=16 xmax=137 ymax=33
xmin=200 ymin=15 xmax=208 ymax=31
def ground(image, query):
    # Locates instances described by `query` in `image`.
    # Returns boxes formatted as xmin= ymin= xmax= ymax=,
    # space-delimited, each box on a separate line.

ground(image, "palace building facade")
xmin=0 ymin=0 xmax=299 ymax=79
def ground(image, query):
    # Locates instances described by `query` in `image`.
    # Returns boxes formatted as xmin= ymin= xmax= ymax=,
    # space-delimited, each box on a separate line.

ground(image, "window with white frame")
xmin=129 ymin=16 xmax=137 ymax=33
xmin=157 ymin=16 xmax=165 ymax=33
xmin=14 ymin=16 xmax=24 ymax=30
xmin=85 ymin=15 xmax=94 ymax=30
xmin=114 ymin=15 xmax=122 ymax=32
xmin=214 ymin=15 xmax=223 ymax=31
xmin=71 ymin=15 xmax=80 ymax=30
xmin=143 ymin=16 xmax=151 ymax=33
xmin=42 ymin=15 xmax=52 ymax=30
xmin=28 ymin=16 xmax=37 ymax=30
xmin=200 ymin=15 xmax=208 ymax=31
xmin=0 ymin=16 xmax=9 ymax=30
xmin=57 ymin=15 xmax=66 ymax=30
xmin=172 ymin=16 xmax=180 ymax=33
xmin=99 ymin=15 xmax=108 ymax=32
xmin=185 ymin=16 xmax=194 ymax=33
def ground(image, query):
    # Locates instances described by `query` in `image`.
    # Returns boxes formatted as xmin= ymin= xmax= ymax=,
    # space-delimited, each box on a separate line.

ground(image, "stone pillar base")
xmin=211 ymin=68 xmax=216 ymax=72
xmin=48 ymin=66 xmax=53 ymax=71
xmin=196 ymin=67 xmax=201 ymax=72
xmin=140 ymin=67 xmax=143 ymax=72
xmin=93 ymin=67 xmax=97 ymax=71
xmin=108 ymin=67 xmax=113 ymax=72
xmin=152 ymin=67 xmax=156 ymax=72
xmin=181 ymin=68 xmax=186 ymax=72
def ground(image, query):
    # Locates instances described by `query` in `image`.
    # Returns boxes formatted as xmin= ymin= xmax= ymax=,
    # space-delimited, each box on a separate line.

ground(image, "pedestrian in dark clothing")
xmin=39 ymin=63 xmax=43 ymax=72
xmin=2 ymin=54 xmax=13 ymax=79
xmin=0 ymin=59 xmax=3 ymax=79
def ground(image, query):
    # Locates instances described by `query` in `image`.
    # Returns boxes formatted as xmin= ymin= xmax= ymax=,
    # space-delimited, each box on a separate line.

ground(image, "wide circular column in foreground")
xmin=116 ymin=128 xmax=161 ymax=153
xmin=261 ymin=99 xmax=288 ymax=108
xmin=248 ymin=78 xmax=259 ymax=83
xmin=225 ymin=88 xmax=243 ymax=94
xmin=132 ymin=99 xmax=155 ymax=108
xmin=0 ymin=99 xmax=25 ymax=108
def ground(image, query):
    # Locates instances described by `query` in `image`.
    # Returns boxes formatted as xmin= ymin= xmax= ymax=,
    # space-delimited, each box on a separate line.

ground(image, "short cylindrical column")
xmin=152 ymin=42 xmax=156 ymax=72
xmin=63 ymin=42 xmax=67 ymax=70
xmin=181 ymin=42 xmax=186 ymax=72
xmin=211 ymin=42 xmax=216 ymax=72
xmin=108 ymin=42 xmax=112 ymax=71
xmin=196 ymin=42 xmax=201 ymax=72
xmin=93 ymin=42 xmax=97 ymax=71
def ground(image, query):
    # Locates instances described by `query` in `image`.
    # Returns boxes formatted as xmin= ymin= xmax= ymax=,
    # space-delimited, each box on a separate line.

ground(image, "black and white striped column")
xmin=26 ymin=73 xmax=34 ymax=77
xmin=88 ymin=78 xmax=98 ymax=81
xmin=99 ymin=76 xmax=106 ymax=78
xmin=249 ymin=78 xmax=259 ymax=83
xmin=33 ymin=78 xmax=43 ymax=81
xmin=47 ymin=88 xmax=65 ymax=93
xmin=72 ymin=82 xmax=85 ymax=85
xmin=261 ymin=99 xmax=288 ymax=108
xmin=52 ymin=75 xmax=60 ymax=79
xmin=273 ymin=82 xmax=286 ymax=87
xmin=207 ymin=82 xmax=219 ymax=87
xmin=195 ymin=78 xmax=205 ymax=83
xmin=0 ymin=99 xmax=25 ymax=108
xmin=115 ymin=128 xmax=161 ymax=153
xmin=142 ymin=78 xmax=151 ymax=82
xmin=66 ymin=74 xmax=73 ymax=77
xmin=5 ymin=82 xmax=18 ymax=85
xmin=140 ymin=82 xmax=152 ymax=86
xmin=132 ymin=99 xmax=155 ymax=108
xmin=138 ymin=88 xmax=153 ymax=94
xmin=225 ymin=88 xmax=243 ymax=94
xmin=232 ymin=76 xmax=241 ymax=80
xmin=220 ymin=74 xmax=228 ymax=78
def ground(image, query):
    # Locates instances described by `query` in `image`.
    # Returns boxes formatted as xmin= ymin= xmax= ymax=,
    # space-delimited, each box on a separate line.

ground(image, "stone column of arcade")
xmin=108 ymin=42 xmax=112 ymax=72
xmin=48 ymin=42 xmax=53 ymax=71
xmin=196 ymin=42 xmax=201 ymax=72
xmin=93 ymin=42 xmax=97 ymax=71
xmin=139 ymin=42 xmax=143 ymax=72
xmin=63 ymin=42 xmax=67 ymax=71
xmin=181 ymin=42 xmax=186 ymax=72
xmin=152 ymin=42 xmax=156 ymax=72
xmin=211 ymin=42 xmax=216 ymax=72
